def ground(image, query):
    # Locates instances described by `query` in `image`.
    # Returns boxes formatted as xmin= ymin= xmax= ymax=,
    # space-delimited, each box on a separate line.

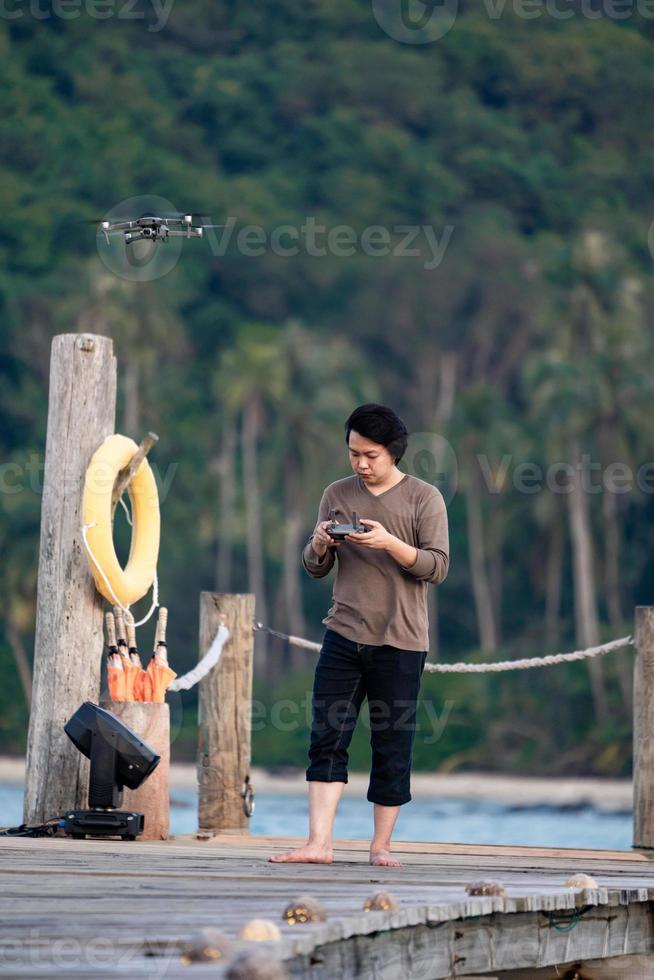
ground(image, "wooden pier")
xmin=9 ymin=337 xmax=654 ymax=978
xmin=1 ymin=833 xmax=653 ymax=978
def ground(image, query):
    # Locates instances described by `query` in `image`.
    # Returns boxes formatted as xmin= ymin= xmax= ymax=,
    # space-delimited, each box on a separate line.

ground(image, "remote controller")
xmin=326 ymin=510 xmax=372 ymax=541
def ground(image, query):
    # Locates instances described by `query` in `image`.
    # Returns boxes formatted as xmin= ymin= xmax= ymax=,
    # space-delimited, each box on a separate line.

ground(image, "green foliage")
xmin=2 ymin=4 xmax=653 ymax=776
xmin=0 ymin=641 xmax=29 ymax=757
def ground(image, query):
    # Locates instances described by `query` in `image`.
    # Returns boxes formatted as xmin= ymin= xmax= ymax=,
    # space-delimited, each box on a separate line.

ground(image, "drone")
xmin=89 ymin=213 xmax=223 ymax=246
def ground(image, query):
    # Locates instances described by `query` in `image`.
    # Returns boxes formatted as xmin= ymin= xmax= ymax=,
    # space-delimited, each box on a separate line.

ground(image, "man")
xmin=269 ymin=403 xmax=449 ymax=867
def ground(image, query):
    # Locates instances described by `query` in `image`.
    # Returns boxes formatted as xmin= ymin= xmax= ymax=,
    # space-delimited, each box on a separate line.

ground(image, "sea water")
xmin=0 ymin=782 xmax=631 ymax=849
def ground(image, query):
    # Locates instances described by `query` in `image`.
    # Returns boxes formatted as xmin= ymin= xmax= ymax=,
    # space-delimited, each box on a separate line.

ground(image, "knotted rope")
xmin=252 ymin=623 xmax=634 ymax=672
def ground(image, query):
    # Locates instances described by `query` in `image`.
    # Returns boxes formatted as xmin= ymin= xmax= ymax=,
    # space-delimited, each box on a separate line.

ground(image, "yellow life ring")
xmin=82 ymin=434 xmax=160 ymax=606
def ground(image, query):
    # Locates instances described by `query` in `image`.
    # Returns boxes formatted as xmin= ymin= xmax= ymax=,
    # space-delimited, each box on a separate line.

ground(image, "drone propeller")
xmin=80 ymin=217 xmax=147 ymax=223
xmin=158 ymin=214 xmax=225 ymax=226
xmin=82 ymin=215 xmax=166 ymax=226
xmin=82 ymin=214 xmax=224 ymax=225
xmin=84 ymin=218 xmax=138 ymax=229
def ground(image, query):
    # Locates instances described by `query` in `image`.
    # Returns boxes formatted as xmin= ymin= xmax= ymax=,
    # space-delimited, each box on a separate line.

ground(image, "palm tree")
xmin=0 ymin=504 xmax=40 ymax=710
xmin=349 ymin=220 xmax=540 ymax=658
xmin=215 ymin=324 xmax=288 ymax=676
xmin=212 ymin=412 xmax=237 ymax=594
xmin=73 ymin=265 xmax=188 ymax=437
xmin=449 ymin=383 xmax=518 ymax=657
xmin=271 ymin=321 xmax=374 ymax=669
xmin=575 ymin=258 xmax=654 ymax=711
xmin=522 ymin=229 xmax=652 ymax=724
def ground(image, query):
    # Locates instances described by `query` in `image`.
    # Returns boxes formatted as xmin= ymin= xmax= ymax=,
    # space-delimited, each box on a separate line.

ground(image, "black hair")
xmin=344 ymin=403 xmax=409 ymax=464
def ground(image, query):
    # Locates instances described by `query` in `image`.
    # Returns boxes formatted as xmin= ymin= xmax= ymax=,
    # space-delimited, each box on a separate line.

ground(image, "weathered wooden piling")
xmin=633 ymin=605 xmax=654 ymax=848
xmin=101 ymin=700 xmax=170 ymax=840
xmin=197 ymin=592 xmax=254 ymax=835
xmin=24 ymin=333 xmax=116 ymax=825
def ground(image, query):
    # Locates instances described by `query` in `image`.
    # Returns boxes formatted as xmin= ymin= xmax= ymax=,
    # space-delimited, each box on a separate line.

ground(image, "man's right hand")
xmin=311 ymin=520 xmax=342 ymax=558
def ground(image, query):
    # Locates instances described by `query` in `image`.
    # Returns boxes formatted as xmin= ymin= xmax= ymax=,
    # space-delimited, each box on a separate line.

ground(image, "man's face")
xmin=348 ymin=430 xmax=396 ymax=486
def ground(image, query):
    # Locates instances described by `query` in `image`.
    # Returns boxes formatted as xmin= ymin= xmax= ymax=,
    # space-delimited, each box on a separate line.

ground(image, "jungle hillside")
xmin=2 ymin=2 xmax=654 ymax=777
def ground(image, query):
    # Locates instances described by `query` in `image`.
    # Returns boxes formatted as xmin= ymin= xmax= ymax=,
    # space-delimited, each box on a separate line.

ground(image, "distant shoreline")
xmin=0 ymin=756 xmax=631 ymax=812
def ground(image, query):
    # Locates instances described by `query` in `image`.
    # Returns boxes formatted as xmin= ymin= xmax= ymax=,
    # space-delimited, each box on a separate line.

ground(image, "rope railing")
xmin=252 ymin=623 xmax=634 ymax=673
xmin=253 ymin=622 xmax=323 ymax=652
xmin=422 ymin=635 xmax=633 ymax=672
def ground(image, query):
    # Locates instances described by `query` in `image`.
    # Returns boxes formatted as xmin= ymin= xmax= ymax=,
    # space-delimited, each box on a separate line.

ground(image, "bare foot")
xmin=369 ymin=848 xmax=402 ymax=867
xmin=268 ymin=843 xmax=333 ymax=864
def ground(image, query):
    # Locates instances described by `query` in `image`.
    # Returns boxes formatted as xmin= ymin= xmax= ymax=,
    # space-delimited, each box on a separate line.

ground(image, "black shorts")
xmin=306 ymin=628 xmax=427 ymax=806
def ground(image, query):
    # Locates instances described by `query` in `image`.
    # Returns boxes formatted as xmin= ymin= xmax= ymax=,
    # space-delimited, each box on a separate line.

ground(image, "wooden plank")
xmin=634 ymin=606 xmax=654 ymax=848
xmin=1 ymin=832 xmax=654 ymax=978
xmin=110 ymin=432 xmax=158 ymax=514
xmin=197 ymin=592 xmax=255 ymax=834
xmin=3 ymin=833 xmax=654 ymax=875
xmin=23 ymin=333 xmax=117 ymax=826
xmin=184 ymin=831 xmax=654 ymax=866
xmin=496 ymin=955 xmax=654 ymax=978
xmin=286 ymin=904 xmax=654 ymax=979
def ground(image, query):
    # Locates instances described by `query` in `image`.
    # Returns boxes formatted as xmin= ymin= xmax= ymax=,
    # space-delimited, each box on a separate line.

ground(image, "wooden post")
xmin=634 ymin=606 xmax=654 ymax=848
xmin=111 ymin=431 xmax=159 ymax=514
xmin=197 ymin=592 xmax=254 ymax=835
xmin=99 ymin=701 xmax=170 ymax=840
xmin=24 ymin=334 xmax=117 ymax=825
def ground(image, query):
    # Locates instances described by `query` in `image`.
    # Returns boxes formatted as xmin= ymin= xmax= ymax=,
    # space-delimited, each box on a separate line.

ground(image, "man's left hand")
xmin=346 ymin=519 xmax=393 ymax=550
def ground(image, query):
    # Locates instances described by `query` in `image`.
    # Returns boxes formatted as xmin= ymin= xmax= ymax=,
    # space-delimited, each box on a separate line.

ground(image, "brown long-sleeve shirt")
xmin=302 ymin=474 xmax=449 ymax=651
